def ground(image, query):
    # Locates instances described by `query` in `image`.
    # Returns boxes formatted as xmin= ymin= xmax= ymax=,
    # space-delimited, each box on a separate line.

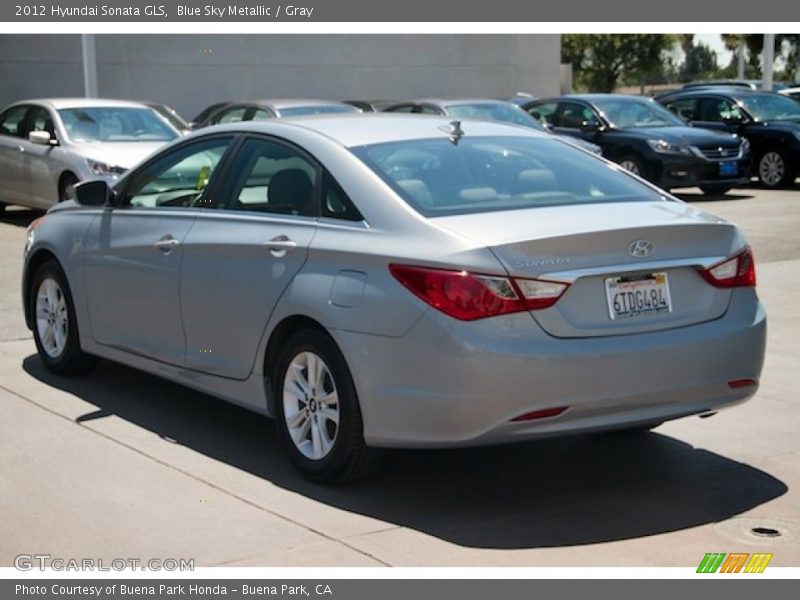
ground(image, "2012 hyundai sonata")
xmin=22 ymin=115 xmax=766 ymax=483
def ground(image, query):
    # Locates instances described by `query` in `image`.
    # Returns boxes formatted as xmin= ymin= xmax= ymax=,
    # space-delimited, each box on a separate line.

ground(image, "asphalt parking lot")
xmin=0 ymin=185 xmax=798 ymax=567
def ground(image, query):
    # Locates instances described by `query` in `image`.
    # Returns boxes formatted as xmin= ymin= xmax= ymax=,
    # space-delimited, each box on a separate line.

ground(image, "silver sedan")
xmin=22 ymin=115 xmax=766 ymax=483
xmin=0 ymin=98 xmax=180 ymax=211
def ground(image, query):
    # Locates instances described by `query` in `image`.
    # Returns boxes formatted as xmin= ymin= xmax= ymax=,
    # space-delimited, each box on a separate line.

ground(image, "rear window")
xmin=351 ymin=136 xmax=663 ymax=217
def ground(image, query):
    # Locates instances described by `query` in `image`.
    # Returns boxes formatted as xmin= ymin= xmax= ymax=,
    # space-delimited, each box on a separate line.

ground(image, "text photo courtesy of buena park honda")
xmin=0 ymin=32 xmax=798 ymax=569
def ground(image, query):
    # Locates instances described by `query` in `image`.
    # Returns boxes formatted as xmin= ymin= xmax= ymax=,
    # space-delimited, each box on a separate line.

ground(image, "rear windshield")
xmin=351 ymin=136 xmax=663 ymax=217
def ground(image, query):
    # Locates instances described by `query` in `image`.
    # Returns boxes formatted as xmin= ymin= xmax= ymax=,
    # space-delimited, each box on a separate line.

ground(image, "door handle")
xmin=153 ymin=236 xmax=180 ymax=253
xmin=263 ymin=235 xmax=297 ymax=257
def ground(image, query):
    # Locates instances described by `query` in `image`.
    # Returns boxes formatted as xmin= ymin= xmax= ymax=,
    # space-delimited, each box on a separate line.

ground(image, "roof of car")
xmin=396 ymin=98 xmax=519 ymax=108
xmin=248 ymin=98 xmax=357 ymax=111
xmin=16 ymin=98 xmax=153 ymax=110
xmin=539 ymin=93 xmax=653 ymax=103
xmin=658 ymin=87 xmax=783 ymax=100
xmin=189 ymin=113 xmax=547 ymax=148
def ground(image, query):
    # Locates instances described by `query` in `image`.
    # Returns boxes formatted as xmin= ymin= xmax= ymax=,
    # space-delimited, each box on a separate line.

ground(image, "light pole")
xmin=81 ymin=34 xmax=98 ymax=98
xmin=762 ymin=33 xmax=775 ymax=91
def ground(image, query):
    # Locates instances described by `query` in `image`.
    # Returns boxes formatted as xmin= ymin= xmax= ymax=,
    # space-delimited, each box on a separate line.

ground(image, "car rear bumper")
xmin=334 ymin=288 xmax=766 ymax=448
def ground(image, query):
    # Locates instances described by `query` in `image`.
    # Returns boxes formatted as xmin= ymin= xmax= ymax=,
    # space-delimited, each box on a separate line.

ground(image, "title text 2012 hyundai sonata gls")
xmin=22 ymin=115 xmax=766 ymax=483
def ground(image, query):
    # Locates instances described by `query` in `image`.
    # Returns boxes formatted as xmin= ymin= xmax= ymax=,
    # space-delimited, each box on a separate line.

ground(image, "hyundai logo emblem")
xmin=628 ymin=239 xmax=654 ymax=258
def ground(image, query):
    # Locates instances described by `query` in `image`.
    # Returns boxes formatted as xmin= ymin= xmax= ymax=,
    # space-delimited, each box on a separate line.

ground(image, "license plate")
xmin=605 ymin=272 xmax=672 ymax=320
xmin=719 ymin=160 xmax=738 ymax=176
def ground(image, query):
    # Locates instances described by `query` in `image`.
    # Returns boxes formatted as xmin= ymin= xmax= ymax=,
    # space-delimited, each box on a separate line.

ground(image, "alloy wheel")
xmin=620 ymin=160 xmax=640 ymax=175
xmin=759 ymin=152 xmax=785 ymax=187
xmin=35 ymin=277 xmax=68 ymax=358
xmin=282 ymin=351 xmax=340 ymax=461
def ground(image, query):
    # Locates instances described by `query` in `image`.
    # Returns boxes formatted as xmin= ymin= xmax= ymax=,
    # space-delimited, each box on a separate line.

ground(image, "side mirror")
xmin=580 ymin=121 xmax=601 ymax=133
xmin=74 ymin=180 xmax=113 ymax=207
xmin=723 ymin=115 xmax=747 ymax=126
xmin=29 ymin=131 xmax=56 ymax=146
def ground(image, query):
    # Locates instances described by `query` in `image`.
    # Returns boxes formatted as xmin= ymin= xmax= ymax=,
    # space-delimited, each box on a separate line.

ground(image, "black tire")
xmin=29 ymin=259 xmax=98 ymax=376
xmin=59 ymin=173 xmax=79 ymax=202
xmin=757 ymin=149 xmax=794 ymax=188
xmin=618 ymin=155 xmax=648 ymax=180
xmin=0 ymin=202 xmax=6 ymax=213
xmin=699 ymin=184 xmax=732 ymax=196
xmin=273 ymin=328 xmax=382 ymax=484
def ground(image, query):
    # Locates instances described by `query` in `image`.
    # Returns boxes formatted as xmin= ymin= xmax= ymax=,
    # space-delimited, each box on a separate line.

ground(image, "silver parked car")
xmin=22 ymin=115 xmax=766 ymax=483
xmin=0 ymin=98 xmax=180 ymax=211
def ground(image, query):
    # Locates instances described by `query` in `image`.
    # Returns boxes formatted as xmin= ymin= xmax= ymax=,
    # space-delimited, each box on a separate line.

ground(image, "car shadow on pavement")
xmin=673 ymin=190 xmax=755 ymax=203
xmin=23 ymin=355 xmax=787 ymax=551
xmin=0 ymin=208 xmax=42 ymax=228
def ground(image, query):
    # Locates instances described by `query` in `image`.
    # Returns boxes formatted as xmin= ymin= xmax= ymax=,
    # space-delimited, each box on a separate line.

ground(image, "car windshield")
xmin=737 ymin=94 xmax=800 ymax=121
xmin=446 ymin=102 xmax=546 ymax=131
xmin=278 ymin=105 xmax=359 ymax=117
xmin=593 ymin=98 xmax=684 ymax=129
xmin=59 ymin=107 xmax=179 ymax=142
xmin=351 ymin=136 xmax=663 ymax=217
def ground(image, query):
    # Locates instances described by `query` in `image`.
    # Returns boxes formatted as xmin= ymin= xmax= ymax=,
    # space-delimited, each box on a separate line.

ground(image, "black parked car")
xmin=383 ymin=98 xmax=603 ymax=155
xmin=521 ymin=94 xmax=751 ymax=195
xmin=657 ymin=88 xmax=800 ymax=187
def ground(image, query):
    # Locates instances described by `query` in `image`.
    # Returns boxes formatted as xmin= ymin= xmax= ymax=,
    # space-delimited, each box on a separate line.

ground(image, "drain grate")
xmin=750 ymin=526 xmax=781 ymax=538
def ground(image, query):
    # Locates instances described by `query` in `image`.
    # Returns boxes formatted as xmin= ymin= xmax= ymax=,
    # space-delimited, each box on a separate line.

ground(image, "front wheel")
xmin=700 ymin=184 xmax=732 ymax=196
xmin=274 ymin=328 xmax=382 ymax=484
xmin=30 ymin=260 xmax=98 ymax=375
xmin=59 ymin=173 xmax=79 ymax=202
xmin=757 ymin=150 xmax=793 ymax=188
xmin=618 ymin=155 xmax=648 ymax=180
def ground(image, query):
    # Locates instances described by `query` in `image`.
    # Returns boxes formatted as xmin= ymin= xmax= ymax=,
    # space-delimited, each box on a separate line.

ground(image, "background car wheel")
xmin=618 ymin=155 xmax=648 ymax=179
xmin=58 ymin=173 xmax=79 ymax=202
xmin=30 ymin=260 xmax=98 ymax=375
xmin=274 ymin=328 xmax=382 ymax=484
xmin=699 ymin=185 xmax=732 ymax=196
xmin=757 ymin=150 xmax=793 ymax=188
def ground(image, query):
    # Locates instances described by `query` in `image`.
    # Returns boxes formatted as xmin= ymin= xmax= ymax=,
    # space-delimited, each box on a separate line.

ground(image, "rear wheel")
xmin=700 ymin=184 xmax=732 ymax=196
xmin=30 ymin=260 xmax=98 ymax=375
xmin=274 ymin=328 xmax=382 ymax=484
xmin=757 ymin=150 xmax=793 ymax=187
xmin=58 ymin=173 xmax=79 ymax=202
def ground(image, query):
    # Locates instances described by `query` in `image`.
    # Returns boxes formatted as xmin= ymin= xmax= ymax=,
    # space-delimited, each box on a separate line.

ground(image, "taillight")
xmin=698 ymin=247 xmax=756 ymax=288
xmin=389 ymin=264 xmax=569 ymax=321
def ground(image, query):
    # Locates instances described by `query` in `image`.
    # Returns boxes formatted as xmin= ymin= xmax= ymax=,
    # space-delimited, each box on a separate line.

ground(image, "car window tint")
xmin=0 ymin=106 xmax=30 ymax=137
xmin=352 ymin=136 xmax=663 ymax=218
xmin=664 ymin=98 xmax=699 ymax=121
xmin=218 ymin=137 xmax=318 ymax=217
xmin=123 ymin=137 xmax=234 ymax=208
xmin=385 ymin=104 xmax=416 ymax=113
xmin=696 ymin=98 xmax=736 ymax=122
xmin=558 ymin=102 xmax=599 ymax=128
xmin=526 ymin=102 xmax=558 ymax=126
xmin=252 ymin=108 xmax=273 ymax=121
xmin=321 ymin=171 xmax=363 ymax=221
xmin=215 ymin=106 xmax=248 ymax=124
xmin=27 ymin=107 xmax=55 ymax=137
xmin=418 ymin=105 xmax=441 ymax=115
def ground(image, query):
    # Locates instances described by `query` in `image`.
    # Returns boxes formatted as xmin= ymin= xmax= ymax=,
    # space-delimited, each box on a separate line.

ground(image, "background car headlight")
xmin=646 ymin=139 xmax=692 ymax=155
xmin=87 ymin=159 xmax=126 ymax=177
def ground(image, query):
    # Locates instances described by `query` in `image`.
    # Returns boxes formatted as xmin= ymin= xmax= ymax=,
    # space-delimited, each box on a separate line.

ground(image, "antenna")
xmin=444 ymin=120 xmax=464 ymax=145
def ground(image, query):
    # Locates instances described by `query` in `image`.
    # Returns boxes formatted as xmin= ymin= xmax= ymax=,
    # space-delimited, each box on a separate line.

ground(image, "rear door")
xmin=179 ymin=135 xmax=320 ymax=379
xmin=83 ymin=135 xmax=236 ymax=364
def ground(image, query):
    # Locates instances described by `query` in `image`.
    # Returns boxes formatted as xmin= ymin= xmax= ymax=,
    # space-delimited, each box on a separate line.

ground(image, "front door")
xmin=83 ymin=135 xmax=235 ymax=365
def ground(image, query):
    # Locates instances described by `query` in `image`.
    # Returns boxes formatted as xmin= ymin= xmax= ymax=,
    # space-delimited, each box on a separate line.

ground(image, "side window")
xmin=27 ymin=107 xmax=55 ymax=137
xmin=418 ymin=105 xmax=441 ymax=115
xmin=214 ymin=106 xmax=248 ymax=124
xmin=526 ymin=102 xmax=557 ymax=127
xmin=665 ymin=98 xmax=698 ymax=121
xmin=218 ymin=137 xmax=318 ymax=217
xmin=122 ymin=136 xmax=234 ymax=208
xmin=385 ymin=104 xmax=416 ymax=113
xmin=0 ymin=106 xmax=30 ymax=138
xmin=558 ymin=102 xmax=599 ymax=129
xmin=322 ymin=172 xmax=363 ymax=222
xmin=697 ymin=98 xmax=742 ymax=122
xmin=252 ymin=109 xmax=273 ymax=121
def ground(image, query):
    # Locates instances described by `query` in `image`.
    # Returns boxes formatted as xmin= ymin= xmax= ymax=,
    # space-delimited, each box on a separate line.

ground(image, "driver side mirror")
xmin=74 ymin=180 xmax=113 ymax=207
xmin=723 ymin=115 xmax=747 ymax=126
xmin=580 ymin=120 xmax=602 ymax=133
xmin=29 ymin=131 xmax=57 ymax=146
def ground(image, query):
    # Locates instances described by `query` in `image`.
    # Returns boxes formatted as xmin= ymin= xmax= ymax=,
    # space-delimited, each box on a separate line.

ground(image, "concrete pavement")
xmin=0 ymin=187 xmax=798 ymax=567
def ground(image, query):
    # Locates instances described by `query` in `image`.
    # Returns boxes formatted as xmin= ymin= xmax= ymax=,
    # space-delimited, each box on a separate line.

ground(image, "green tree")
xmin=562 ymin=34 xmax=677 ymax=92
xmin=680 ymin=42 xmax=718 ymax=81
